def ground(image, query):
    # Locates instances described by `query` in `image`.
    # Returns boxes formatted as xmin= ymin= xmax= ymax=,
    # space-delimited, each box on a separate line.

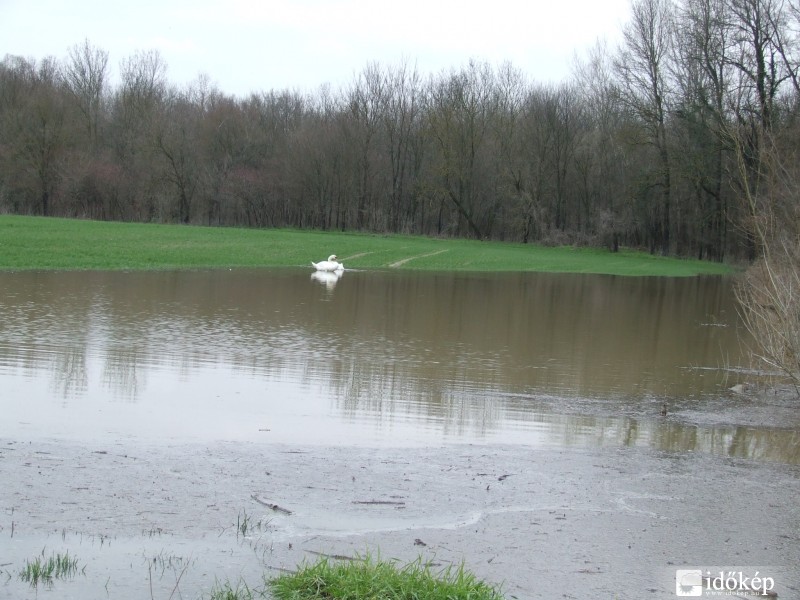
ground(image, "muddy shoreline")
xmin=2 ymin=435 xmax=799 ymax=599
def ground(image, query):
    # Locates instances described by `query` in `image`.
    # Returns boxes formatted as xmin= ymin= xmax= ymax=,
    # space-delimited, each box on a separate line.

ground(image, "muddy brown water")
xmin=1 ymin=269 xmax=798 ymax=599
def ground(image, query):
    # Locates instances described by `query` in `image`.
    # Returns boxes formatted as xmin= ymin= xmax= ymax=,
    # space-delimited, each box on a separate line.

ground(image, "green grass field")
xmin=0 ymin=215 xmax=735 ymax=276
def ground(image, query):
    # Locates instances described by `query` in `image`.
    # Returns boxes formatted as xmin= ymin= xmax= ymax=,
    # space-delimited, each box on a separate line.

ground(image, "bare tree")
xmin=380 ymin=60 xmax=425 ymax=232
xmin=287 ymin=87 xmax=356 ymax=231
xmin=615 ymin=0 xmax=677 ymax=254
xmin=672 ymin=0 xmax=735 ymax=259
xmin=0 ymin=56 xmax=68 ymax=215
xmin=115 ymin=48 xmax=168 ymax=148
xmin=766 ymin=0 xmax=800 ymax=93
xmin=491 ymin=62 xmax=529 ymax=241
xmin=573 ymin=41 xmax=629 ymax=250
xmin=155 ymin=88 xmax=202 ymax=224
xmin=728 ymin=0 xmax=788 ymax=130
xmin=515 ymin=86 xmax=556 ymax=243
xmin=546 ymin=83 xmax=583 ymax=234
xmin=110 ymin=49 xmax=169 ymax=220
xmin=426 ymin=60 xmax=498 ymax=238
xmin=723 ymin=0 xmax=795 ymax=258
xmin=64 ymin=39 xmax=108 ymax=150
xmin=733 ymin=133 xmax=800 ymax=387
xmin=347 ymin=63 xmax=385 ymax=230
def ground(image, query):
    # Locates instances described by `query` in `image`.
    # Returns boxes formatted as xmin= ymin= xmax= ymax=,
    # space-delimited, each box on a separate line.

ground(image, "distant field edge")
xmin=0 ymin=215 xmax=737 ymax=277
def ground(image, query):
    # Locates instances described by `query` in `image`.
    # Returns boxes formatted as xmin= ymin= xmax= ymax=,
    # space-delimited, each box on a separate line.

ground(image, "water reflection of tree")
xmin=322 ymin=354 xmax=510 ymax=438
xmin=723 ymin=426 xmax=800 ymax=464
xmin=102 ymin=347 xmax=146 ymax=402
xmin=650 ymin=421 xmax=800 ymax=464
xmin=4 ymin=270 xmax=798 ymax=464
xmin=50 ymin=345 xmax=88 ymax=398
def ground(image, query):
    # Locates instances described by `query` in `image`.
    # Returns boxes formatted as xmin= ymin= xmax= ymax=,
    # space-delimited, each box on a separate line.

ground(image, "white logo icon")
xmin=676 ymin=569 xmax=704 ymax=596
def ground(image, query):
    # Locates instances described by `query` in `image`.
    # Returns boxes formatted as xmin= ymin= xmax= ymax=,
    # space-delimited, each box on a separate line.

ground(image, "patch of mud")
xmin=2 ymin=439 xmax=798 ymax=599
xmin=678 ymin=384 xmax=800 ymax=428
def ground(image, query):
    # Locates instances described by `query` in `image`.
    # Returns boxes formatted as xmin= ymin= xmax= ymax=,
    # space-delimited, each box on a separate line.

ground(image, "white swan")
xmin=311 ymin=254 xmax=344 ymax=272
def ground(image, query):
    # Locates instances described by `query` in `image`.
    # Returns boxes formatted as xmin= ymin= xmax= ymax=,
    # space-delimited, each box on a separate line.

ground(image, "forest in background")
xmin=1 ymin=0 xmax=798 ymax=262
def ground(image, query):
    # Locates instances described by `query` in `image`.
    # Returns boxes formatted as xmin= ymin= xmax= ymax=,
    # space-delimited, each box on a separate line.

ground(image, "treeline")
xmin=1 ymin=0 xmax=798 ymax=260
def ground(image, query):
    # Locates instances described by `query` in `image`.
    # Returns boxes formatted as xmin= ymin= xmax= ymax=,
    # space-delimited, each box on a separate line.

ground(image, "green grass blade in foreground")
xmin=268 ymin=556 xmax=504 ymax=600
xmin=0 ymin=215 xmax=735 ymax=276
xmin=19 ymin=550 xmax=82 ymax=588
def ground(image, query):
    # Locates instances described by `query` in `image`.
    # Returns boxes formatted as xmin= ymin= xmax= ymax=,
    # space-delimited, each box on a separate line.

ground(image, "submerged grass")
xmin=19 ymin=550 xmax=83 ymax=587
xmin=0 ymin=215 xmax=733 ymax=276
xmin=208 ymin=579 xmax=260 ymax=600
xmin=268 ymin=556 xmax=504 ymax=600
xmin=237 ymin=510 xmax=249 ymax=539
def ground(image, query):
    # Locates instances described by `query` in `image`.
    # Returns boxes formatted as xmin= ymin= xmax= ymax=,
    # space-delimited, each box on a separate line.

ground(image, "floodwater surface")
xmin=0 ymin=269 xmax=798 ymax=461
xmin=2 ymin=268 xmax=799 ymax=600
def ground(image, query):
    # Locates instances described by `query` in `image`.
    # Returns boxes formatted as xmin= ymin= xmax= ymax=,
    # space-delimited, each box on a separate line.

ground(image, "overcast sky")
xmin=1 ymin=0 xmax=631 ymax=97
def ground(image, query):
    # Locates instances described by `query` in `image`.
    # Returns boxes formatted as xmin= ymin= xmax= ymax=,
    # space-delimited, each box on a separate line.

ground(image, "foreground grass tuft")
xmin=19 ymin=550 xmax=83 ymax=587
xmin=268 ymin=556 xmax=504 ymax=600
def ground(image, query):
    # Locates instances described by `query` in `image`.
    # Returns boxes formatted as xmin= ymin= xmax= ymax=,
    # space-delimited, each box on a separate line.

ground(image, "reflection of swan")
xmin=311 ymin=269 xmax=343 ymax=290
xmin=311 ymin=255 xmax=344 ymax=272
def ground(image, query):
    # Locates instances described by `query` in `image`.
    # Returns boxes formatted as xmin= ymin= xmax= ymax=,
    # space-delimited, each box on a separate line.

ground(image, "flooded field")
xmin=1 ymin=269 xmax=798 ymax=598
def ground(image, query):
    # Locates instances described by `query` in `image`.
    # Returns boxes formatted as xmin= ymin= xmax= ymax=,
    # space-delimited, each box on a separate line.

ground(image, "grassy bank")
xmin=205 ymin=556 xmax=504 ymax=600
xmin=0 ymin=215 xmax=734 ymax=276
xmin=268 ymin=556 xmax=504 ymax=600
